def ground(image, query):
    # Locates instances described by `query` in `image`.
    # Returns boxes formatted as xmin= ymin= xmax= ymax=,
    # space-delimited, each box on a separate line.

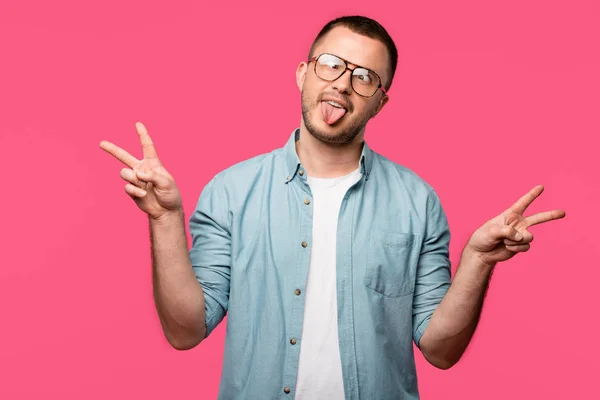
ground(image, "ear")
xmin=296 ymin=62 xmax=308 ymax=92
xmin=371 ymin=94 xmax=390 ymax=118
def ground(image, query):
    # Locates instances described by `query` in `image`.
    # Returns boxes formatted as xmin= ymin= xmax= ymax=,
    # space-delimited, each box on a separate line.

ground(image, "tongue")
xmin=321 ymin=102 xmax=347 ymax=125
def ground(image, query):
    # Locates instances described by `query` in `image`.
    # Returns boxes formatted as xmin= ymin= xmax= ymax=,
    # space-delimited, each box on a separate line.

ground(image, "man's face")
xmin=297 ymin=26 xmax=390 ymax=145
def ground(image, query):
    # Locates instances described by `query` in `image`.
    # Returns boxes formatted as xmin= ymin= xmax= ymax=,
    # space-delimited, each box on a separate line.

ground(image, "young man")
xmin=100 ymin=15 xmax=565 ymax=400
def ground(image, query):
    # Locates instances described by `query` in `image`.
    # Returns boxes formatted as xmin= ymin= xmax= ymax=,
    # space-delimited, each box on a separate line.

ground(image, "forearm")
xmin=419 ymin=248 xmax=494 ymax=369
xmin=150 ymin=208 xmax=206 ymax=350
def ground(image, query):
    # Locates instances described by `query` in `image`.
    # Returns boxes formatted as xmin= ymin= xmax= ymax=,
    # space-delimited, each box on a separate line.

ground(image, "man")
xmin=100 ymin=15 xmax=565 ymax=400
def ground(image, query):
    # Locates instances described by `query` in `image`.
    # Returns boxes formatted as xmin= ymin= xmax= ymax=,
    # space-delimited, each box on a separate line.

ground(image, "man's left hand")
xmin=465 ymin=185 xmax=566 ymax=268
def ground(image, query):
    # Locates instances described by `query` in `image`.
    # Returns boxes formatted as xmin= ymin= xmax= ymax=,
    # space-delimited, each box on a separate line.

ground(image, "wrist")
xmin=461 ymin=246 xmax=496 ymax=275
xmin=150 ymin=207 xmax=184 ymax=225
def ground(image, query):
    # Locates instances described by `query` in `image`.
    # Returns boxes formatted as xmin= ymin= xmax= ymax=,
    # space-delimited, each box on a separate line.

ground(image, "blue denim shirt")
xmin=188 ymin=128 xmax=452 ymax=399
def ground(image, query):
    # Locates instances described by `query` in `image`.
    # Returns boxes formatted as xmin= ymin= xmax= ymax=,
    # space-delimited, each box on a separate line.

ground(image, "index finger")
xmin=99 ymin=140 xmax=139 ymax=168
xmin=136 ymin=122 xmax=159 ymax=160
xmin=525 ymin=209 xmax=566 ymax=227
xmin=509 ymin=185 xmax=545 ymax=215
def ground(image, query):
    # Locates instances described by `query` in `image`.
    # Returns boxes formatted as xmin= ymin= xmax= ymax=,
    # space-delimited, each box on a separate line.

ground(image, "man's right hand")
xmin=100 ymin=122 xmax=183 ymax=221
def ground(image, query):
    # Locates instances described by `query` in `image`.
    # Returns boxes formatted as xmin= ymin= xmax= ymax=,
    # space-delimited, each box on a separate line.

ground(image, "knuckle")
xmin=488 ymin=225 xmax=499 ymax=236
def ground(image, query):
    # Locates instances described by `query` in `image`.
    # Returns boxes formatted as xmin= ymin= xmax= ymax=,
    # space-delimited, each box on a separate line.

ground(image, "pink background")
xmin=1 ymin=0 xmax=598 ymax=398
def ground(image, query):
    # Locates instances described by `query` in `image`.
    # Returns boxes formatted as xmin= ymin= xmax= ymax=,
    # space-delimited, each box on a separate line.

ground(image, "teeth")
xmin=326 ymin=100 xmax=344 ymax=109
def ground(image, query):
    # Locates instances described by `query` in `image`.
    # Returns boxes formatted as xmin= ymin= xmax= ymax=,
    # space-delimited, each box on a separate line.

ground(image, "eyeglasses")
xmin=308 ymin=53 xmax=387 ymax=98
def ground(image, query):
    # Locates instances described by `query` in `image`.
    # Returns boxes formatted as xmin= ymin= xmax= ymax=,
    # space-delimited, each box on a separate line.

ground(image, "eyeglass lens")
xmin=315 ymin=54 xmax=381 ymax=97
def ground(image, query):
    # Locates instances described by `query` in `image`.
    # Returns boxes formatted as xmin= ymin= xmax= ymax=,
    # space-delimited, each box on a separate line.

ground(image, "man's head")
xmin=297 ymin=15 xmax=398 ymax=145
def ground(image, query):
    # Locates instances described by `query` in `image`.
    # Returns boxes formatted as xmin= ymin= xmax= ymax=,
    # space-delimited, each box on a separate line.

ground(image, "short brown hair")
xmin=308 ymin=15 xmax=398 ymax=91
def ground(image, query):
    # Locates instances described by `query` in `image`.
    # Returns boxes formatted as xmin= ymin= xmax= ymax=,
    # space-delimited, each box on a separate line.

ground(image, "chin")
xmin=306 ymin=118 xmax=362 ymax=144
xmin=301 ymin=97 xmax=366 ymax=144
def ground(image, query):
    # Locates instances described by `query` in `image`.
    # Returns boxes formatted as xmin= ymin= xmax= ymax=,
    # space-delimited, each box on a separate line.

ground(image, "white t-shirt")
xmin=295 ymin=167 xmax=362 ymax=400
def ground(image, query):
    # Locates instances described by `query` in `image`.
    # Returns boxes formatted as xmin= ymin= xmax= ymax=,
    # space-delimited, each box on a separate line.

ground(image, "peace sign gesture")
xmin=99 ymin=122 xmax=182 ymax=220
xmin=466 ymin=185 xmax=566 ymax=267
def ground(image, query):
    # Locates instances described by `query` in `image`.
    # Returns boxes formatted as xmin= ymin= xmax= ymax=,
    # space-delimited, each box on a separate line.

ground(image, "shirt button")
xmin=301 ymin=241 xmax=307 ymax=248
xmin=294 ymin=289 xmax=301 ymax=296
xmin=284 ymin=387 xmax=291 ymax=394
xmin=290 ymin=338 xmax=297 ymax=345
xmin=303 ymin=198 xmax=310 ymax=205
xmin=299 ymin=169 xmax=304 ymax=176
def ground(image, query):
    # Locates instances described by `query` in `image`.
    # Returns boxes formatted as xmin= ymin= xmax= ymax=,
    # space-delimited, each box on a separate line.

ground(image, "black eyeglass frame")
xmin=308 ymin=53 xmax=388 ymax=98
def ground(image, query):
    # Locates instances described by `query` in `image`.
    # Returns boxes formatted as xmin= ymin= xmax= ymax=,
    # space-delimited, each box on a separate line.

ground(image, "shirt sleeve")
xmin=412 ymin=188 xmax=452 ymax=347
xmin=188 ymin=174 xmax=232 ymax=339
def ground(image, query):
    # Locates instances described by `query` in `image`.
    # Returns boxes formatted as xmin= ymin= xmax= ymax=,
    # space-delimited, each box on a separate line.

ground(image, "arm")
xmin=417 ymin=185 xmax=565 ymax=369
xmin=150 ymin=207 xmax=207 ymax=350
xmin=417 ymin=248 xmax=493 ymax=369
xmin=152 ymin=175 xmax=232 ymax=350
xmin=99 ymin=122 xmax=230 ymax=351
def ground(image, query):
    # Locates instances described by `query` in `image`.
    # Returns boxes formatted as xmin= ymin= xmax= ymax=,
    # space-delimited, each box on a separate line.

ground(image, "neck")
xmin=296 ymin=125 xmax=363 ymax=178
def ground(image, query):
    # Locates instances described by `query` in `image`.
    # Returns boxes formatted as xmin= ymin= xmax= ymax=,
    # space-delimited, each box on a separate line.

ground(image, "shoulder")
xmin=370 ymin=150 xmax=438 ymax=198
xmin=196 ymin=143 xmax=285 ymax=204
xmin=368 ymin=149 xmax=449 ymax=229
xmin=211 ymin=145 xmax=283 ymax=188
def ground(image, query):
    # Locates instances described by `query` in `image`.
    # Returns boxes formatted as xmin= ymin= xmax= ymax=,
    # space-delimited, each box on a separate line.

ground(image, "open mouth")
xmin=321 ymin=100 xmax=348 ymax=125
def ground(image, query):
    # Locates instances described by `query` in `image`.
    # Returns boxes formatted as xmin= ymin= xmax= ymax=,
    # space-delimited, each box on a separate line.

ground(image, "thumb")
xmin=488 ymin=224 xmax=523 ymax=242
xmin=136 ymin=169 xmax=171 ymax=190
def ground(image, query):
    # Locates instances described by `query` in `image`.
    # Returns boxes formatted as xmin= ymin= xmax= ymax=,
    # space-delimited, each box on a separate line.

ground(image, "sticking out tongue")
xmin=321 ymin=101 xmax=347 ymax=125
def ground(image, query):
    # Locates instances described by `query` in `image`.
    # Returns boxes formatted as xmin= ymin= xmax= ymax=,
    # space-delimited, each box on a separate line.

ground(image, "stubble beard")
xmin=301 ymin=89 xmax=372 ymax=145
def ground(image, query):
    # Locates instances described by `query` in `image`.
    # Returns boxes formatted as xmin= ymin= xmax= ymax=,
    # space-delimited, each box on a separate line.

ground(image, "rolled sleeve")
xmin=188 ymin=175 xmax=232 ymax=338
xmin=412 ymin=189 xmax=452 ymax=347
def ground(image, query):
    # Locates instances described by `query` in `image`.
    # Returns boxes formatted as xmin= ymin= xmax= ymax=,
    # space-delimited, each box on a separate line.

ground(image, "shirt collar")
xmin=283 ymin=128 xmax=374 ymax=183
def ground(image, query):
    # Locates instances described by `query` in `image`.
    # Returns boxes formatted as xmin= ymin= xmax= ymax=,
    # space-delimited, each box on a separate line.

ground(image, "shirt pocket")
xmin=364 ymin=230 xmax=419 ymax=298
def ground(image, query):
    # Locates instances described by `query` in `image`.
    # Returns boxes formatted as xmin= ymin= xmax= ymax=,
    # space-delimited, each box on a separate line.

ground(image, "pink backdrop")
xmin=1 ymin=0 xmax=598 ymax=398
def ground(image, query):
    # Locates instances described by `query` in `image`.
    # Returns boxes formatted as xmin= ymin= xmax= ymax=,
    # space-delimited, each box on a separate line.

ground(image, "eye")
xmin=323 ymin=62 xmax=341 ymax=70
xmin=353 ymin=69 xmax=373 ymax=84
xmin=319 ymin=54 xmax=344 ymax=70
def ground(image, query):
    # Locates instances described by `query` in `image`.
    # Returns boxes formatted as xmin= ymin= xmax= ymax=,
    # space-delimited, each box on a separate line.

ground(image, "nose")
xmin=332 ymin=69 xmax=352 ymax=95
